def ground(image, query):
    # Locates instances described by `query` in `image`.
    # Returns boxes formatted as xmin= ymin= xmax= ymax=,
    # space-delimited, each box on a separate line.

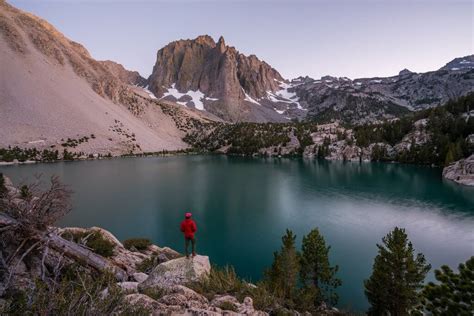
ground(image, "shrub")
xmin=248 ymin=282 xmax=278 ymax=311
xmin=218 ymin=301 xmax=238 ymax=312
xmin=0 ymin=269 xmax=124 ymax=315
xmin=62 ymin=230 xmax=115 ymax=257
xmin=87 ymin=232 xmax=115 ymax=257
xmin=188 ymin=265 xmax=278 ymax=312
xmin=188 ymin=265 xmax=252 ymax=301
xmin=136 ymin=254 xmax=159 ymax=274
xmin=140 ymin=287 xmax=166 ymax=300
xmin=20 ymin=184 xmax=31 ymax=199
xmin=123 ymin=238 xmax=151 ymax=251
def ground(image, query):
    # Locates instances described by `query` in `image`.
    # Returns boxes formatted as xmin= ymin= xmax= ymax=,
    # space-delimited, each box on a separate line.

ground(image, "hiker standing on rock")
xmin=180 ymin=212 xmax=197 ymax=258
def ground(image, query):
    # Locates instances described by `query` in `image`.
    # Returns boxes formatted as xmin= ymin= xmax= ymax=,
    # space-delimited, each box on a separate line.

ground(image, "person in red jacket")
xmin=180 ymin=212 xmax=197 ymax=258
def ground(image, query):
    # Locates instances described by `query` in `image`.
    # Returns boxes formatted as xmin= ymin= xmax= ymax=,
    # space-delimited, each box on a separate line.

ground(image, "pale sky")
xmin=9 ymin=0 xmax=474 ymax=80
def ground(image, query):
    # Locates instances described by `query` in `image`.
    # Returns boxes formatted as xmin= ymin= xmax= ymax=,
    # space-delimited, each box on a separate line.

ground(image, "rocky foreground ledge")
xmin=443 ymin=154 xmax=474 ymax=186
xmin=0 ymin=222 xmax=267 ymax=315
xmin=66 ymin=227 xmax=266 ymax=315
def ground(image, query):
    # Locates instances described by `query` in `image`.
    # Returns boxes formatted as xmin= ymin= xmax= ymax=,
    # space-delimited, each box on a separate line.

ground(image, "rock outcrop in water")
xmin=443 ymin=154 xmax=474 ymax=186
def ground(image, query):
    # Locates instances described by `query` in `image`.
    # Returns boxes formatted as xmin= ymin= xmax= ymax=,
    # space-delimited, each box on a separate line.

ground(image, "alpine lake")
xmin=1 ymin=155 xmax=473 ymax=311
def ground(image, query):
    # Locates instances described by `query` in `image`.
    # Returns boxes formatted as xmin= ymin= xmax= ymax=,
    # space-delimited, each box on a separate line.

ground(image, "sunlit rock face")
xmin=100 ymin=60 xmax=147 ymax=87
xmin=147 ymin=35 xmax=292 ymax=122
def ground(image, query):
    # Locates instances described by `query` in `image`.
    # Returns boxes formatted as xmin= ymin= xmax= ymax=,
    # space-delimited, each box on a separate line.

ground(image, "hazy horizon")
xmin=9 ymin=0 xmax=473 ymax=80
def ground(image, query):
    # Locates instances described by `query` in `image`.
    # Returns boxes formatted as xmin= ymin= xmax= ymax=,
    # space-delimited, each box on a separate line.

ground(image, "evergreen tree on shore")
xmin=264 ymin=229 xmax=300 ymax=307
xmin=300 ymin=228 xmax=341 ymax=306
xmin=364 ymin=227 xmax=431 ymax=316
xmin=420 ymin=256 xmax=474 ymax=315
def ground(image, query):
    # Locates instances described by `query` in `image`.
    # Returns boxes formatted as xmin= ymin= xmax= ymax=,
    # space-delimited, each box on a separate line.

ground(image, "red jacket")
xmin=180 ymin=219 xmax=197 ymax=239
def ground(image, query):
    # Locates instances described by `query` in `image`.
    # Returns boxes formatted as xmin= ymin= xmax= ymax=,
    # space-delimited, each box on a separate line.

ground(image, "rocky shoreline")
xmin=442 ymin=154 xmax=474 ymax=186
xmin=2 ymin=146 xmax=473 ymax=187
xmin=57 ymin=227 xmax=267 ymax=315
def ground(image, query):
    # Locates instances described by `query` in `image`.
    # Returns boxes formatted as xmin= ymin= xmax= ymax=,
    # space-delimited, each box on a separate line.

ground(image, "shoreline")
xmin=3 ymin=152 xmax=466 ymax=187
xmin=3 ymin=149 xmax=472 ymax=187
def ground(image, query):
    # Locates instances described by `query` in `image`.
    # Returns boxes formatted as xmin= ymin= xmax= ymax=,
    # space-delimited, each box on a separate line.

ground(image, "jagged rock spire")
xmin=217 ymin=36 xmax=226 ymax=53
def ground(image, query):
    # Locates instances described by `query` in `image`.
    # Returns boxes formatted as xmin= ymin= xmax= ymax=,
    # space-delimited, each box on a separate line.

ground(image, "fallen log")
xmin=47 ymin=233 xmax=127 ymax=281
xmin=0 ymin=212 xmax=127 ymax=281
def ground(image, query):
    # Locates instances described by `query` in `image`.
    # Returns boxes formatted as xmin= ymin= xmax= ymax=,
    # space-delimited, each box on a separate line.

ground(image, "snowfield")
xmin=162 ymin=84 xmax=206 ymax=110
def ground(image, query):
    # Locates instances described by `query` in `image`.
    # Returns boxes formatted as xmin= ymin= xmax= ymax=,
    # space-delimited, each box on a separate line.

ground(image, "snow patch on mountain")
xmin=264 ymin=82 xmax=304 ymax=110
xmin=243 ymin=89 xmax=261 ymax=105
xmin=162 ymin=84 xmax=206 ymax=110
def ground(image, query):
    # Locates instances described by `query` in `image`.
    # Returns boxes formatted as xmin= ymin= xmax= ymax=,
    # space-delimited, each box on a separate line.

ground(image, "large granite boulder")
xmin=443 ymin=154 xmax=474 ymax=186
xmin=139 ymin=255 xmax=210 ymax=291
xmin=121 ymin=293 xmax=161 ymax=312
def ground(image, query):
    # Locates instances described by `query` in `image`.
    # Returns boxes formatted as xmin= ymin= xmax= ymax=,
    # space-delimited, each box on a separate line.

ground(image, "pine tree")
xmin=265 ymin=229 xmax=300 ymax=306
xmin=364 ymin=227 xmax=431 ymax=316
xmin=20 ymin=184 xmax=31 ymax=199
xmin=63 ymin=149 xmax=74 ymax=161
xmin=300 ymin=228 xmax=341 ymax=306
xmin=420 ymin=256 xmax=473 ymax=315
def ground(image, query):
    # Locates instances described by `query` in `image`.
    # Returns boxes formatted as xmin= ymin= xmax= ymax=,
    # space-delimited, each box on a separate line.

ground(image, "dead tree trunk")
xmin=0 ymin=213 xmax=126 ymax=281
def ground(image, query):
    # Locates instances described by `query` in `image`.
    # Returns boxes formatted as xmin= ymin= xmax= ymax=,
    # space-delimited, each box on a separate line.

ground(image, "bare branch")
xmin=5 ymin=240 xmax=42 ymax=288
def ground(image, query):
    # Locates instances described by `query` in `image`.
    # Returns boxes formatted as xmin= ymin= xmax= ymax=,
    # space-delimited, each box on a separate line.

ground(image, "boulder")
xmin=167 ymin=285 xmax=209 ymax=304
xmin=122 ymin=293 xmax=161 ymax=311
xmin=160 ymin=246 xmax=183 ymax=260
xmin=239 ymin=297 xmax=264 ymax=315
xmin=133 ymin=272 xmax=149 ymax=283
xmin=139 ymin=255 xmax=210 ymax=291
xmin=443 ymin=154 xmax=474 ymax=186
xmin=158 ymin=293 xmax=208 ymax=310
xmin=117 ymin=281 xmax=139 ymax=294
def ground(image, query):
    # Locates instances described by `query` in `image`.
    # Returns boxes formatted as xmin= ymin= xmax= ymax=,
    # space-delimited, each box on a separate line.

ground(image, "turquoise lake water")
xmin=1 ymin=155 xmax=473 ymax=311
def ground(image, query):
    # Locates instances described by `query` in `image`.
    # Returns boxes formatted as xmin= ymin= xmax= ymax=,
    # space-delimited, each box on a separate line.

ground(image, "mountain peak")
xmin=147 ymin=35 xmax=286 ymax=121
xmin=399 ymin=68 xmax=414 ymax=76
xmin=439 ymin=54 xmax=474 ymax=71
xmin=194 ymin=35 xmax=215 ymax=46
xmin=217 ymin=36 xmax=226 ymax=52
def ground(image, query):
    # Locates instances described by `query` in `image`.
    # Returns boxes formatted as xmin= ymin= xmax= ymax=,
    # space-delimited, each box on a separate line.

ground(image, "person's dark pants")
xmin=185 ymin=237 xmax=196 ymax=257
